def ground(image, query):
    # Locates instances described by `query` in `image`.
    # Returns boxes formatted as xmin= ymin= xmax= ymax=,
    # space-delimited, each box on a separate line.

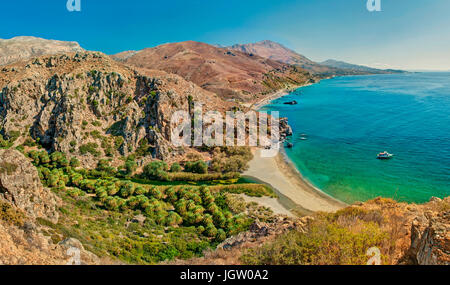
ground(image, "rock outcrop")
xmin=218 ymin=217 xmax=308 ymax=251
xmin=0 ymin=149 xmax=102 ymax=264
xmin=279 ymin=118 xmax=293 ymax=141
xmin=0 ymin=36 xmax=84 ymax=66
xmin=0 ymin=216 xmax=66 ymax=265
xmin=0 ymin=149 xmax=60 ymax=223
xmin=410 ymin=209 xmax=450 ymax=265
xmin=0 ymin=199 xmax=106 ymax=265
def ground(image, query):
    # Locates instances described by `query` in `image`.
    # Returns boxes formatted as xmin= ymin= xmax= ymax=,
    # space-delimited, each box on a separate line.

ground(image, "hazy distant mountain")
xmin=0 ymin=36 xmax=84 ymax=66
xmin=229 ymin=40 xmax=404 ymax=76
xmin=320 ymin=59 xmax=404 ymax=74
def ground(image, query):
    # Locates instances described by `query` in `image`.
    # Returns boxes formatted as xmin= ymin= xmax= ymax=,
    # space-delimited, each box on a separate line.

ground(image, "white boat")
xmin=377 ymin=151 xmax=394 ymax=160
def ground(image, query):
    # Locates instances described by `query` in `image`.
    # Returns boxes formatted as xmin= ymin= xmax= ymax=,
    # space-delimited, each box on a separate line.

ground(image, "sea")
xmin=261 ymin=72 xmax=450 ymax=203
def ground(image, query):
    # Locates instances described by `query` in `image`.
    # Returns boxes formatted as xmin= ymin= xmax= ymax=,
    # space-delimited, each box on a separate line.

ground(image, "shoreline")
xmin=251 ymin=82 xmax=315 ymax=110
xmin=245 ymin=80 xmax=348 ymax=215
xmin=244 ymin=148 xmax=347 ymax=216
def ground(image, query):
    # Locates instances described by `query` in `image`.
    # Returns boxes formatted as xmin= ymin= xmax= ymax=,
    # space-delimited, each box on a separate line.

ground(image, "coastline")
xmin=244 ymin=148 xmax=347 ymax=216
xmin=245 ymin=80 xmax=348 ymax=215
xmin=251 ymin=82 xmax=315 ymax=110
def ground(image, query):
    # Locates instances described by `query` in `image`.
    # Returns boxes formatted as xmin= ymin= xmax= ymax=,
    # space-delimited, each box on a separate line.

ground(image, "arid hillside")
xmin=112 ymin=41 xmax=313 ymax=102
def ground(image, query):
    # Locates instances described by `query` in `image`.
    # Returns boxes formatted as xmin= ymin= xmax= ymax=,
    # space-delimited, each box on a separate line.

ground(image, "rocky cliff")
xmin=0 ymin=52 xmax=232 ymax=167
xmin=0 ymin=149 xmax=104 ymax=265
xmin=409 ymin=202 xmax=450 ymax=265
xmin=0 ymin=149 xmax=60 ymax=223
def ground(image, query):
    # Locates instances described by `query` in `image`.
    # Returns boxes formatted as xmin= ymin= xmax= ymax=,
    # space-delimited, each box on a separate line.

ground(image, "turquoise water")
xmin=262 ymin=73 xmax=450 ymax=204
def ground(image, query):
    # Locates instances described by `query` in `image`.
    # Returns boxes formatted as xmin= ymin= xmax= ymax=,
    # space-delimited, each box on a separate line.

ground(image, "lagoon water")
xmin=262 ymin=73 xmax=450 ymax=203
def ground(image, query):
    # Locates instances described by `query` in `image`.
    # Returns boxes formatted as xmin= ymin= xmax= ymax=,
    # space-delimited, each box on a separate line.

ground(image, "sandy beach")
xmin=250 ymin=82 xmax=316 ymax=111
xmin=243 ymin=80 xmax=346 ymax=216
xmin=244 ymin=148 xmax=347 ymax=216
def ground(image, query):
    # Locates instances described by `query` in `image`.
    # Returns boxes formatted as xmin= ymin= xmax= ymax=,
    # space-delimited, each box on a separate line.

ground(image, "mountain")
xmin=228 ymin=40 xmax=331 ymax=74
xmin=229 ymin=40 xmax=404 ymax=76
xmin=0 ymin=36 xmax=84 ymax=66
xmin=321 ymin=59 xmax=404 ymax=74
xmin=112 ymin=41 xmax=313 ymax=102
xmin=0 ymin=51 xmax=230 ymax=168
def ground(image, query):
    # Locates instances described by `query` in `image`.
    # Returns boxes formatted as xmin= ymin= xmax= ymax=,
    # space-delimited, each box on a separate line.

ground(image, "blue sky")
xmin=1 ymin=0 xmax=449 ymax=70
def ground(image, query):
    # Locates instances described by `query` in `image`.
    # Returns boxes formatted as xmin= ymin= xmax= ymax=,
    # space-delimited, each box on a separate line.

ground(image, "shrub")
xmin=241 ymin=220 xmax=388 ymax=265
xmin=39 ymin=151 xmax=51 ymax=165
xmin=70 ymin=157 xmax=81 ymax=168
xmin=67 ymin=188 xmax=86 ymax=198
xmin=170 ymin=162 xmax=182 ymax=173
xmin=211 ymin=146 xmax=253 ymax=173
xmin=204 ymin=223 xmax=218 ymax=238
xmin=143 ymin=161 xmax=169 ymax=181
xmin=0 ymin=201 xmax=25 ymax=226
xmin=184 ymin=160 xmax=208 ymax=174
xmin=166 ymin=212 xmax=183 ymax=226
xmin=114 ymin=136 xmax=124 ymax=150
xmin=96 ymin=159 xmax=116 ymax=176
xmin=211 ymin=184 xmax=276 ymax=198
xmin=135 ymin=139 xmax=151 ymax=157
xmin=216 ymin=229 xmax=227 ymax=242
xmin=50 ymin=152 xmax=69 ymax=168
xmin=148 ymin=187 xmax=163 ymax=200
xmin=0 ymin=161 xmax=18 ymax=175
xmin=79 ymin=143 xmax=101 ymax=157
xmin=134 ymin=186 xmax=147 ymax=196
xmin=168 ymin=171 xmax=240 ymax=182
xmin=119 ymin=181 xmax=135 ymax=198
xmin=69 ymin=172 xmax=84 ymax=187
xmin=123 ymin=159 xmax=137 ymax=176
xmin=23 ymin=138 xmax=36 ymax=147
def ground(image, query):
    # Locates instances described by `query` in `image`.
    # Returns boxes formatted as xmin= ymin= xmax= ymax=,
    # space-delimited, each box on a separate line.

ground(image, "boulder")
xmin=59 ymin=238 xmax=84 ymax=251
xmin=0 ymin=149 xmax=60 ymax=223
xmin=410 ymin=211 xmax=450 ymax=265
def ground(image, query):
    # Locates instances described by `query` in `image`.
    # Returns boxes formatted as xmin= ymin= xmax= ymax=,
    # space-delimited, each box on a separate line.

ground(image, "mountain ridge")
xmin=321 ymin=59 xmax=405 ymax=74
